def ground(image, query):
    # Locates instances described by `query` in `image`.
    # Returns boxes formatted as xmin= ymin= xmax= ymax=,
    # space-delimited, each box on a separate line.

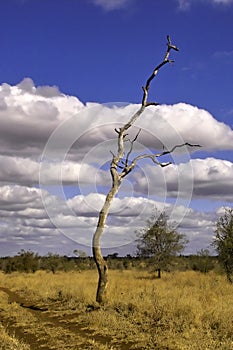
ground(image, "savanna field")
xmin=0 ymin=269 xmax=232 ymax=350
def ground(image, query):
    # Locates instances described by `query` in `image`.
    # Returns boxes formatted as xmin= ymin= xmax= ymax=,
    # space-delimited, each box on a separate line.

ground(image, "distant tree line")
xmin=0 ymin=249 xmax=218 ymax=275
xmin=0 ymin=250 xmax=95 ymax=274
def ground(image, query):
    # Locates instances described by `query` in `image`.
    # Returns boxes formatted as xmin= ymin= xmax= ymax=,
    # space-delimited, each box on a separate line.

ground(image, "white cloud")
xmin=91 ymin=0 xmax=131 ymax=11
xmin=1 ymin=80 xmax=232 ymax=161
xmin=0 ymin=79 xmax=232 ymax=256
xmin=133 ymin=157 xmax=233 ymax=201
xmin=0 ymin=155 xmax=110 ymax=186
xmin=177 ymin=0 xmax=191 ymax=10
xmin=17 ymin=78 xmax=61 ymax=97
xmin=177 ymin=0 xmax=233 ymax=10
xmin=137 ymin=103 xmax=233 ymax=151
xmin=0 ymin=79 xmax=83 ymax=157
xmin=0 ymin=184 xmax=220 ymax=255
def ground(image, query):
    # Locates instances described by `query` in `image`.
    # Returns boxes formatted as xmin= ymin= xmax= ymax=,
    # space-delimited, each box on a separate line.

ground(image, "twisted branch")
xmin=110 ymin=35 xmax=180 ymax=182
xmin=142 ymin=35 xmax=179 ymax=107
xmin=120 ymin=143 xmax=201 ymax=178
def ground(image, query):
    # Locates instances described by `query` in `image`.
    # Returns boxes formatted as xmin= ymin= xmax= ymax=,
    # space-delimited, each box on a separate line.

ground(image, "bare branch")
xmin=109 ymin=36 xmax=183 ymax=181
xmin=120 ymin=142 xmax=201 ymax=178
xmin=120 ymin=153 xmax=172 ymax=178
xmin=132 ymin=128 xmax=142 ymax=142
xmin=167 ymin=35 xmax=179 ymax=53
xmin=131 ymin=143 xmax=201 ymax=167
xmin=111 ymin=35 xmax=179 ymax=179
xmin=142 ymin=36 xmax=179 ymax=107
xmin=156 ymin=142 xmax=201 ymax=157
xmin=144 ymin=101 xmax=160 ymax=107
xmin=123 ymin=128 xmax=141 ymax=168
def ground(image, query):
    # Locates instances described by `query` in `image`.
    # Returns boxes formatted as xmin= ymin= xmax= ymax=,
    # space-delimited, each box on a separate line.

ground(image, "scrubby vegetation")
xmin=213 ymin=208 xmax=233 ymax=283
xmin=0 ymin=250 xmax=219 ymax=275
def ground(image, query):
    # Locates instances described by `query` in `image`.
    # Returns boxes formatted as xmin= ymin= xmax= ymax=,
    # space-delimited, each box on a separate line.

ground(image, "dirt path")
xmin=0 ymin=287 xmax=133 ymax=350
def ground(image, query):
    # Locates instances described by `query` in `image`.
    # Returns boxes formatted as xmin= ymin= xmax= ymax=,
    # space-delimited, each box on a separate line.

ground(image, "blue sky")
xmin=0 ymin=0 xmax=232 ymax=256
xmin=1 ymin=0 xmax=233 ymax=117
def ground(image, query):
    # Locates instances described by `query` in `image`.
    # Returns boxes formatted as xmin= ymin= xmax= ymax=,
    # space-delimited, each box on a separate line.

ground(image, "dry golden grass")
xmin=0 ymin=269 xmax=232 ymax=349
xmin=0 ymin=290 xmax=30 ymax=350
xmin=0 ymin=323 xmax=31 ymax=350
xmin=0 ymin=325 xmax=30 ymax=350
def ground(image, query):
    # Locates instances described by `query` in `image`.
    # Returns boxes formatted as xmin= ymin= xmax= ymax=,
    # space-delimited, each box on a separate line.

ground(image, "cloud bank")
xmin=0 ymin=78 xmax=232 ymax=256
xmin=133 ymin=158 xmax=233 ymax=202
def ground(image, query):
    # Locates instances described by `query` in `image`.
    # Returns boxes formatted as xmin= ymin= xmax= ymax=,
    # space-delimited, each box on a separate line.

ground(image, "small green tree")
xmin=136 ymin=211 xmax=188 ymax=276
xmin=43 ymin=252 xmax=61 ymax=274
xmin=213 ymin=208 xmax=233 ymax=283
xmin=17 ymin=250 xmax=39 ymax=273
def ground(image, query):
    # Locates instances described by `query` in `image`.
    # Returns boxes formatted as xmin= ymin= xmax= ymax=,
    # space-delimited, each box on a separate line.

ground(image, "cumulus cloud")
xmin=0 ymin=184 xmax=219 ymax=255
xmin=135 ymin=103 xmax=233 ymax=151
xmin=0 ymin=185 xmax=45 ymax=210
xmin=1 ymin=80 xmax=232 ymax=160
xmin=133 ymin=158 xmax=233 ymax=201
xmin=17 ymin=78 xmax=61 ymax=97
xmin=0 ymin=155 xmax=110 ymax=186
xmin=0 ymin=79 xmax=232 ymax=255
xmin=0 ymin=79 xmax=83 ymax=157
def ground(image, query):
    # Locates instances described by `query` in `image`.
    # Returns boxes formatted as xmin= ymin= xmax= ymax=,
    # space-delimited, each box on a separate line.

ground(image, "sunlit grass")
xmin=0 ymin=270 xmax=232 ymax=349
xmin=0 ymin=311 xmax=30 ymax=350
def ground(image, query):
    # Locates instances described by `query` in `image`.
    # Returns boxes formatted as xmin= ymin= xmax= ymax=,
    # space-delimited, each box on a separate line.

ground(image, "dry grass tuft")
xmin=0 ymin=320 xmax=30 ymax=350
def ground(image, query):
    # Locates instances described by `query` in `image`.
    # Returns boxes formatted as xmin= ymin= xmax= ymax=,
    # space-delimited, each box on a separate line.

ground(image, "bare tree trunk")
xmin=91 ymin=36 xmax=198 ymax=304
xmin=92 ymin=182 xmax=121 ymax=303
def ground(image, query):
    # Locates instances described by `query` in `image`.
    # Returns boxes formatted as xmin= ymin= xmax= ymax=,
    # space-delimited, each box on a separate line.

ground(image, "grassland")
xmin=0 ymin=269 xmax=232 ymax=349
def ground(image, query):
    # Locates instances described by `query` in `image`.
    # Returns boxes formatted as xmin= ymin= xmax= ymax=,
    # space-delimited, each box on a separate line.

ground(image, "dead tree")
xmin=92 ymin=36 xmax=199 ymax=303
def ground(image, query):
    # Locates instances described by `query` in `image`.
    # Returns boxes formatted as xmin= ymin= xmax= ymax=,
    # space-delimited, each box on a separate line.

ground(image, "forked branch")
xmin=110 ymin=35 xmax=180 ymax=180
xmin=142 ymin=35 xmax=179 ymax=107
xmin=121 ymin=143 xmax=201 ymax=177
